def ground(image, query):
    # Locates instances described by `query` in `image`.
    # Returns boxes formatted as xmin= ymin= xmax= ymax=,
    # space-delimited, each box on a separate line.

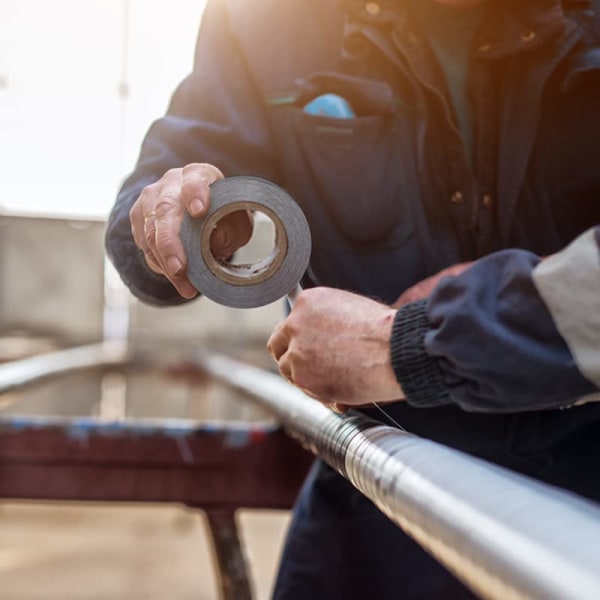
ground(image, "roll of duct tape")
xmin=180 ymin=176 xmax=311 ymax=308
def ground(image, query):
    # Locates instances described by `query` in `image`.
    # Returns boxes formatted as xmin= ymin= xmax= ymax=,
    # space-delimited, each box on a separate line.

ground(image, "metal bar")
xmin=0 ymin=341 xmax=129 ymax=395
xmin=192 ymin=350 xmax=600 ymax=600
xmin=0 ymin=420 xmax=311 ymax=507
xmin=0 ymin=344 xmax=312 ymax=508
xmin=205 ymin=509 xmax=254 ymax=600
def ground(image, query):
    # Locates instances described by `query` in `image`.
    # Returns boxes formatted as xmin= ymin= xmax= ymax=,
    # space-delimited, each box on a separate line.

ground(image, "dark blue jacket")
xmin=106 ymin=0 xmax=600 ymax=458
xmin=107 ymin=0 xmax=600 ymax=301
xmin=392 ymin=226 xmax=600 ymax=412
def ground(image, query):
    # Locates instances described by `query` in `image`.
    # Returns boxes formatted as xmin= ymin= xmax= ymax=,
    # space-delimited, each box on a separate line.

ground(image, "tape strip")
xmin=180 ymin=176 xmax=311 ymax=308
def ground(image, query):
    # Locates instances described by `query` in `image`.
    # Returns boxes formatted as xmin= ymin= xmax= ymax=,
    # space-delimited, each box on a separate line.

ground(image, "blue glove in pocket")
xmin=303 ymin=94 xmax=356 ymax=118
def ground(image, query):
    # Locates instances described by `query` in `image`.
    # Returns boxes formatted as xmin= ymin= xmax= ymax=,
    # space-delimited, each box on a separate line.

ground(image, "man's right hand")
xmin=392 ymin=261 xmax=473 ymax=308
xmin=129 ymin=163 xmax=253 ymax=299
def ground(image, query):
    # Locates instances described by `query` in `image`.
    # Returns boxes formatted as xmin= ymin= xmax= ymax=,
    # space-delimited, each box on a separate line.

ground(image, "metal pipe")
xmin=0 ymin=341 xmax=129 ymax=395
xmin=192 ymin=350 xmax=600 ymax=600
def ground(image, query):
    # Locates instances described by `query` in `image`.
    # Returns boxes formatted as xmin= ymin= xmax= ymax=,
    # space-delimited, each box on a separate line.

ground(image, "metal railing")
xmin=0 ymin=343 xmax=312 ymax=600
xmin=2 ymin=344 xmax=600 ymax=599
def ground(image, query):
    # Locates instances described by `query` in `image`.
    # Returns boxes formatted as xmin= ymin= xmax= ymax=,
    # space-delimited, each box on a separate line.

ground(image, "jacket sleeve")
xmin=390 ymin=226 xmax=600 ymax=413
xmin=105 ymin=0 xmax=280 ymax=306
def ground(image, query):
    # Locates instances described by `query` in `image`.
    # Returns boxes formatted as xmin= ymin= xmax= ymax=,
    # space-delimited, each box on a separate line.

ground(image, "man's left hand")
xmin=267 ymin=287 xmax=404 ymax=408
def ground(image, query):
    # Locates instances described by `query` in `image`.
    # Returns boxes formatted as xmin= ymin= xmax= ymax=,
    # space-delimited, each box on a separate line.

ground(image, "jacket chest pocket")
xmin=289 ymin=107 xmax=408 ymax=243
xmin=270 ymin=71 xmax=414 ymax=245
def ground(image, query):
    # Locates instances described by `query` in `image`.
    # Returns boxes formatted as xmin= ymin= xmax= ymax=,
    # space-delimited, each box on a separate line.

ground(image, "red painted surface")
xmin=0 ymin=423 xmax=312 ymax=509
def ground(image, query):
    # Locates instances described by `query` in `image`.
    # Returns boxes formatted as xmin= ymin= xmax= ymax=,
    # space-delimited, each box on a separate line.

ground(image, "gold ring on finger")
xmin=144 ymin=209 xmax=156 ymax=224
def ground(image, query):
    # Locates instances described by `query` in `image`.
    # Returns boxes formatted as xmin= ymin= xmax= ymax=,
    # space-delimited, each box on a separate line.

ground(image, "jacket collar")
xmin=337 ymin=0 xmax=581 ymax=58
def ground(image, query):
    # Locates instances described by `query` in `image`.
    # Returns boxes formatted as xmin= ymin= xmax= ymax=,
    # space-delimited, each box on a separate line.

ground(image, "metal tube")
xmin=192 ymin=350 xmax=600 ymax=600
xmin=0 ymin=342 xmax=129 ymax=395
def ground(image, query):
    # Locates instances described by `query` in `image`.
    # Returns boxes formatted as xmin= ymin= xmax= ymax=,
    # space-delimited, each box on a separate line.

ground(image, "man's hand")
xmin=392 ymin=261 xmax=473 ymax=307
xmin=267 ymin=287 xmax=404 ymax=408
xmin=129 ymin=163 xmax=253 ymax=299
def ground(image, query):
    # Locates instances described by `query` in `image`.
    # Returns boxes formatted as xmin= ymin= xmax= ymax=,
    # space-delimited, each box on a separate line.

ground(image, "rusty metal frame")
xmin=0 ymin=345 xmax=313 ymax=599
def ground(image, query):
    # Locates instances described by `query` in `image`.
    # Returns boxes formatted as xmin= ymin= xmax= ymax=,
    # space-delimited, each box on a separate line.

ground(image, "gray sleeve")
xmin=532 ymin=226 xmax=600 ymax=388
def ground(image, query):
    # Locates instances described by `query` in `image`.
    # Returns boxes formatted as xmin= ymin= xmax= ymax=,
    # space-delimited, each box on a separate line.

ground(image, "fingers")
xmin=141 ymin=210 xmax=163 ymax=274
xmin=210 ymin=210 xmax=254 ymax=259
xmin=152 ymin=170 xmax=188 ymax=278
xmin=267 ymin=288 xmax=404 ymax=411
xmin=277 ymin=352 xmax=294 ymax=384
xmin=130 ymin=185 xmax=162 ymax=273
xmin=151 ymin=172 xmax=198 ymax=299
xmin=130 ymin=163 xmax=225 ymax=299
xmin=268 ymin=321 xmax=329 ymax=403
xmin=267 ymin=322 xmax=297 ymax=386
xmin=267 ymin=321 xmax=289 ymax=362
xmin=269 ymin=325 xmax=348 ymax=413
xmin=182 ymin=163 xmax=223 ymax=217
xmin=182 ymin=163 xmax=251 ymax=259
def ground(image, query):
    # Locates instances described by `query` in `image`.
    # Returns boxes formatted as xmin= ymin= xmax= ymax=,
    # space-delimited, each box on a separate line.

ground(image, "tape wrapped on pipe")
xmin=180 ymin=176 xmax=311 ymax=308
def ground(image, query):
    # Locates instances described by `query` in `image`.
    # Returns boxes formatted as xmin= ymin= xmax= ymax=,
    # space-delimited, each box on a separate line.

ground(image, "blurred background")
xmin=1 ymin=0 xmax=203 ymax=219
xmin=0 ymin=1 xmax=293 ymax=597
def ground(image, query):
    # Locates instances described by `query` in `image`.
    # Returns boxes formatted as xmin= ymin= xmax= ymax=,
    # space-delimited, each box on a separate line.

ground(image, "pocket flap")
xmin=273 ymin=71 xmax=398 ymax=117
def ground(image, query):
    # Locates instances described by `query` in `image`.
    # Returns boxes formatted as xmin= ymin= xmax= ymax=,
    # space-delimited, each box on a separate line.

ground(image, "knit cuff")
xmin=390 ymin=300 xmax=452 ymax=408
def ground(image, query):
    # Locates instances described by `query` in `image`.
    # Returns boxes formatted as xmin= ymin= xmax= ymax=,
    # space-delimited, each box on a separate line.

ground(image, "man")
xmin=106 ymin=0 xmax=600 ymax=597
xmin=268 ymin=226 xmax=600 ymax=413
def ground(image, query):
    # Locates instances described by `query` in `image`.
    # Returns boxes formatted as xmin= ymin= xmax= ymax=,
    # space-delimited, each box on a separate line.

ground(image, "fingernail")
xmin=167 ymin=256 xmax=183 ymax=277
xmin=190 ymin=199 xmax=204 ymax=215
xmin=179 ymin=282 xmax=198 ymax=299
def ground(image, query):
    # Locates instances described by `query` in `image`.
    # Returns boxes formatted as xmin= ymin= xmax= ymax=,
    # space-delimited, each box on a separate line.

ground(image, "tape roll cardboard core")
xmin=180 ymin=176 xmax=311 ymax=308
